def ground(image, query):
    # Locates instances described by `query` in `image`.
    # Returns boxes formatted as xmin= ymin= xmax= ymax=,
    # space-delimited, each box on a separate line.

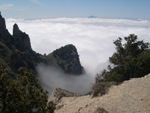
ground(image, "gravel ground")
xmin=54 ymin=74 xmax=150 ymax=113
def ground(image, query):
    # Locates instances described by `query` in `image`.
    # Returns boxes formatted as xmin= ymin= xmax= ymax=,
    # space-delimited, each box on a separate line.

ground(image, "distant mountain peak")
xmin=88 ymin=16 xmax=97 ymax=18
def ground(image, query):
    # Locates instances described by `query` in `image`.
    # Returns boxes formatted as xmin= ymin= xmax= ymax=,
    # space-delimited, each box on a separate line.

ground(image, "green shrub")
xmin=0 ymin=62 xmax=55 ymax=113
xmin=56 ymin=105 xmax=64 ymax=110
xmin=94 ymin=107 xmax=109 ymax=113
xmin=92 ymin=82 xmax=115 ymax=97
xmin=95 ymin=34 xmax=150 ymax=83
xmin=47 ymin=101 xmax=56 ymax=113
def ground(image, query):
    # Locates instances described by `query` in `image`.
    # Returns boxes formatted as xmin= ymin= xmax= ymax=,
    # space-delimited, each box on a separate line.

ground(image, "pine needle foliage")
xmin=0 ymin=61 xmax=55 ymax=113
xmin=96 ymin=34 xmax=150 ymax=83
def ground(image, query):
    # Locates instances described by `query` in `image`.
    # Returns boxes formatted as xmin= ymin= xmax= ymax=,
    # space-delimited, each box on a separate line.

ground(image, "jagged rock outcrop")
xmin=0 ymin=13 xmax=6 ymax=29
xmin=0 ymin=13 xmax=12 ymax=43
xmin=48 ymin=88 xmax=78 ymax=105
xmin=45 ymin=44 xmax=84 ymax=75
xmin=0 ymin=13 xmax=43 ymax=74
xmin=0 ymin=12 xmax=84 ymax=76
xmin=13 ymin=23 xmax=32 ymax=52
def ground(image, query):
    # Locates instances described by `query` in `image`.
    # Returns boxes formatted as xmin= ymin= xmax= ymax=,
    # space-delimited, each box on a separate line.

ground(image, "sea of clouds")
xmin=5 ymin=18 xmax=150 ymax=95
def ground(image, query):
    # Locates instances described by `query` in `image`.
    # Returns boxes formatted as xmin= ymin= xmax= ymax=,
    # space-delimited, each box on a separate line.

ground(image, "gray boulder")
xmin=48 ymin=88 xmax=78 ymax=104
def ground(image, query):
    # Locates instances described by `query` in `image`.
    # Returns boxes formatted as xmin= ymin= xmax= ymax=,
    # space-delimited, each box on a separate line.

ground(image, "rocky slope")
xmin=50 ymin=74 xmax=150 ymax=113
xmin=0 ymin=13 xmax=84 ymax=76
xmin=44 ymin=44 xmax=84 ymax=75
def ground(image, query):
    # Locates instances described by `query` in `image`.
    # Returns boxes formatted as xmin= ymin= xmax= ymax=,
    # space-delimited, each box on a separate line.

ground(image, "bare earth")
xmin=54 ymin=74 xmax=150 ymax=113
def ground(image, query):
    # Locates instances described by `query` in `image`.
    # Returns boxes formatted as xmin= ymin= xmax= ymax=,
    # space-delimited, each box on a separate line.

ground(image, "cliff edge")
xmin=51 ymin=74 xmax=150 ymax=113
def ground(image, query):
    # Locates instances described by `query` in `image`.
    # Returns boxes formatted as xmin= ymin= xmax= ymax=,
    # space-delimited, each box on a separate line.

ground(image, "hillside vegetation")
xmin=43 ymin=44 xmax=84 ymax=75
xmin=0 ymin=13 xmax=83 ymax=77
xmin=95 ymin=34 xmax=150 ymax=83
xmin=1 ymin=12 xmax=150 ymax=113
xmin=0 ymin=13 xmax=83 ymax=113
xmin=0 ymin=61 xmax=56 ymax=113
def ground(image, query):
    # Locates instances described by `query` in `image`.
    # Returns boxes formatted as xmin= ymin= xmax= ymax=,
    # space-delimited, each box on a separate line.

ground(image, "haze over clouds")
xmin=36 ymin=64 xmax=94 ymax=95
xmin=5 ymin=18 xmax=150 ymax=94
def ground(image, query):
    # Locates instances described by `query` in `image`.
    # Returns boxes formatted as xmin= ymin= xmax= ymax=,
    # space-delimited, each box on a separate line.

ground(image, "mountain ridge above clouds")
xmin=0 ymin=13 xmax=84 ymax=77
xmin=6 ymin=17 xmax=150 ymax=28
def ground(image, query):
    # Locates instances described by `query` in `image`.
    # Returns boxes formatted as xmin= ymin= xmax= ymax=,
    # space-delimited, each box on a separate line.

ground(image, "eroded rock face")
xmin=0 ymin=13 xmax=42 ymax=74
xmin=0 ymin=14 xmax=6 ymax=30
xmin=0 ymin=13 xmax=12 ymax=42
xmin=48 ymin=88 xmax=78 ymax=104
xmin=46 ymin=44 xmax=84 ymax=75
xmin=13 ymin=23 xmax=32 ymax=52
xmin=0 ymin=13 xmax=85 ymax=76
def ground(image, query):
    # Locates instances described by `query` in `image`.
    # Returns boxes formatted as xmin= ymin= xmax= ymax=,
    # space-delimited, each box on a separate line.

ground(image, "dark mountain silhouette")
xmin=88 ymin=16 xmax=97 ymax=18
xmin=44 ymin=44 xmax=84 ymax=75
xmin=0 ymin=13 xmax=84 ymax=77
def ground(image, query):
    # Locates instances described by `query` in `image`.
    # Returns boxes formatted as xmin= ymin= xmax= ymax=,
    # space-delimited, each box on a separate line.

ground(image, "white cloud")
xmin=5 ymin=18 xmax=150 ymax=94
xmin=5 ymin=18 xmax=150 ymax=72
xmin=36 ymin=64 xmax=94 ymax=95
xmin=0 ymin=4 xmax=25 ymax=11
xmin=29 ymin=0 xmax=42 ymax=5
xmin=0 ymin=4 xmax=13 ymax=10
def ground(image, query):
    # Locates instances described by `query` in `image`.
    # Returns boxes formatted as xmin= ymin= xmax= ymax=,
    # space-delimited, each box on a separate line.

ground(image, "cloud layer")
xmin=6 ymin=18 xmax=150 ymax=72
xmin=36 ymin=64 xmax=94 ymax=95
xmin=5 ymin=18 xmax=150 ymax=94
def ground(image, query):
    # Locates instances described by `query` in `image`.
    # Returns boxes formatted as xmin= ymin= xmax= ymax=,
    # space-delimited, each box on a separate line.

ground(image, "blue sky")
xmin=0 ymin=0 xmax=150 ymax=19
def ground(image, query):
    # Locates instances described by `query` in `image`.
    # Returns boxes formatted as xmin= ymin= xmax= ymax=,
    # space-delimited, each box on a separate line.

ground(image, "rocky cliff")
xmin=0 ymin=13 xmax=84 ymax=76
xmin=13 ymin=23 xmax=32 ymax=52
xmin=0 ymin=14 xmax=12 ymax=42
xmin=44 ymin=44 xmax=84 ymax=75
xmin=50 ymin=74 xmax=150 ymax=113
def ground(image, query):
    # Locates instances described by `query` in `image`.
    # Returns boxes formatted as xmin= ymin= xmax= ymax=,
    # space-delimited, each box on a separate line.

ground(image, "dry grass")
xmin=92 ymin=82 xmax=116 ymax=97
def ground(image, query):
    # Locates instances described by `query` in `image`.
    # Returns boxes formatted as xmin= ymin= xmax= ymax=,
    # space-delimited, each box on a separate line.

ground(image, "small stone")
xmin=78 ymin=107 xmax=82 ymax=111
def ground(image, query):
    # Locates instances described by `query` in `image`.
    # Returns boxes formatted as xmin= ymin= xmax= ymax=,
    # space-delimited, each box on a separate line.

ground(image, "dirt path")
xmin=54 ymin=74 xmax=150 ymax=113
